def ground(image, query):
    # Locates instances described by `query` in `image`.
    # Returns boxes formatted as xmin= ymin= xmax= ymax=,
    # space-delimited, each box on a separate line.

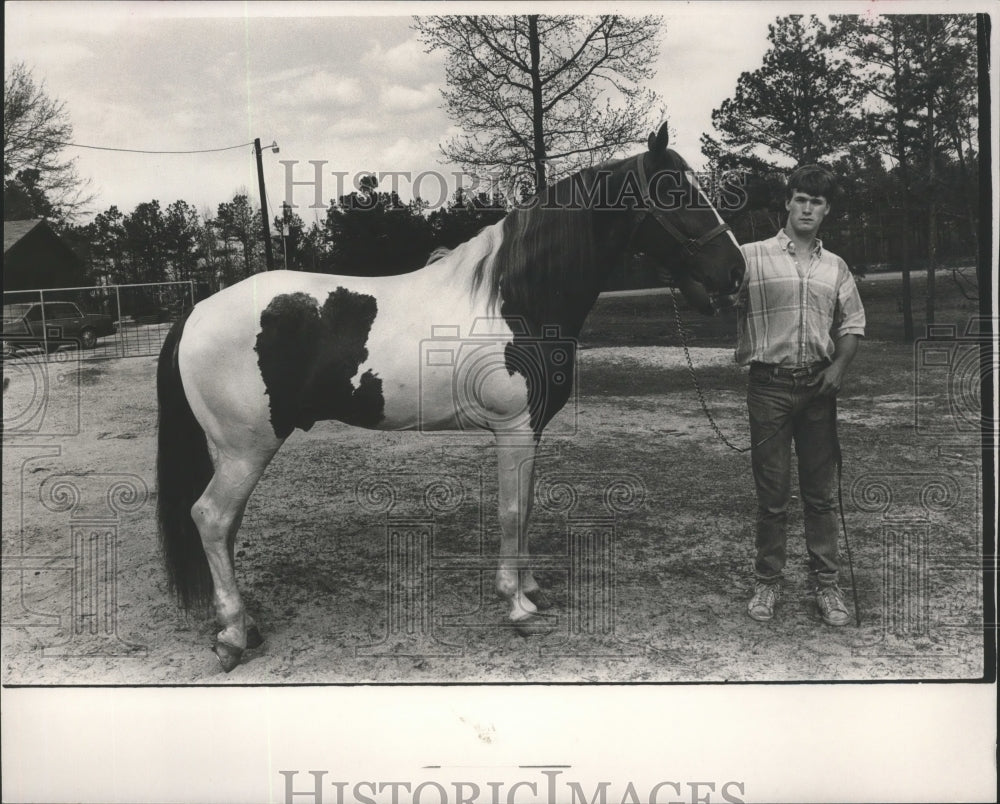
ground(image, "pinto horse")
xmin=156 ymin=123 xmax=745 ymax=671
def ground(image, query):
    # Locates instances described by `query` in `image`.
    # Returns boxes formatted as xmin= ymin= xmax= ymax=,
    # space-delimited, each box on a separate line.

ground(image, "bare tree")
xmin=3 ymin=62 xmax=91 ymax=221
xmin=414 ymin=14 xmax=663 ymax=193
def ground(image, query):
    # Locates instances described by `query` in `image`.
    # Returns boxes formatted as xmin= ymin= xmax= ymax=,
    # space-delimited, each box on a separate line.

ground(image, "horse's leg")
xmin=494 ymin=434 xmax=550 ymax=631
xmin=192 ymin=449 xmax=274 ymax=670
xmin=521 ymin=565 xmax=552 ymax=611
xmin=225 ymin=507 xmax=262 ymax=649
xmin=512 ymin=505 xmax=549 ymax=611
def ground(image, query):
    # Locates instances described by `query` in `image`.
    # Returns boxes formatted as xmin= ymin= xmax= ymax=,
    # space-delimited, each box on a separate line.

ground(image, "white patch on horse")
xmin=343 ymin=220 xmax=529 ymax=433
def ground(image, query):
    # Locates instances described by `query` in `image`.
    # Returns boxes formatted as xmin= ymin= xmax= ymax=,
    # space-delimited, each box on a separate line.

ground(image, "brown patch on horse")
xmin=255 ymin=289 xmax=385 ymax=438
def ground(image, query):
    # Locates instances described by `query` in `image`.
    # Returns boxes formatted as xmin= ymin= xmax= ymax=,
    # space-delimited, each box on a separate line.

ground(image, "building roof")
xmin=3 ymin=219 xmax=86 ymax=292
xmin=3 ymin=219 xmax=47 ymax=254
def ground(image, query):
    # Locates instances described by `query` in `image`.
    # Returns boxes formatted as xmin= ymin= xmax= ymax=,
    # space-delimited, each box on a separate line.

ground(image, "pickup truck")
xmin=2 ymin=301 xmax=116 ymax=355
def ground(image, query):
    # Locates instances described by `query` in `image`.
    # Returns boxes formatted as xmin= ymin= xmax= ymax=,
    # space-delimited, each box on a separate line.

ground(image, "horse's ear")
xmin=648 ymin=122 xmax=669 ymax=154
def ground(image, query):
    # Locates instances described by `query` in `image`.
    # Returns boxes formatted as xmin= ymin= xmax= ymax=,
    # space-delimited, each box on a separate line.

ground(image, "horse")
xmin=156 ymin=123 xmax=746 ymax=671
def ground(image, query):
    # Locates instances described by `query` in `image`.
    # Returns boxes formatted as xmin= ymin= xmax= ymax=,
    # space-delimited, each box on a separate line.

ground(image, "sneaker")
xmin=816 ymin=585 xmax=851 ymax=626
xmin=747 ymin=582 xmax=782 ymax=621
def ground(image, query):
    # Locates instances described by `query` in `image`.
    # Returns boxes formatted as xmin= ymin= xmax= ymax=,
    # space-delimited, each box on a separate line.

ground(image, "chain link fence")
xmin=2 ymin=281 xmax=196 ymax=361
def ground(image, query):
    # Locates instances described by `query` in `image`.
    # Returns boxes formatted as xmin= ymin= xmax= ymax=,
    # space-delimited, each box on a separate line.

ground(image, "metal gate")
xmin=2 ymin=280 xmax=196 ymax=361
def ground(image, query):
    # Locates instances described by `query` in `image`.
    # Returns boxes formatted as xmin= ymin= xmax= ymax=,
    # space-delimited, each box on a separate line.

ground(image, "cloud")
xmin=209 ymin=49 xmax=246 ymax=79
xmin=380 ymin=136 xmax=438 ymax=170
xmin=168 ymin=108 xmax=202 ymax=132
xmin=324 ymin=117 xmax=382 ymax=138
xmin=19 ymin=41 xmax=95 ymax=69
xmin=269 ymin=71 xmax=365 ymax=108
xmin=362 ymin=35 xmax=443 ymax=77
xmin=380 ymin=82 xmax=439 ymax=113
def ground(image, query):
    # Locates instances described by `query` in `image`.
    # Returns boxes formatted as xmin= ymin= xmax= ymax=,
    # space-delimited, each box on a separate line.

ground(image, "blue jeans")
xmin=747 ymin=362 xmax=840 ymax=588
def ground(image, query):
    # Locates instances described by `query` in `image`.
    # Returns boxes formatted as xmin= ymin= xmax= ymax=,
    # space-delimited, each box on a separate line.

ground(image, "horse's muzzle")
xmin=710 ymin=291 xmax=739 ymax=314
xmin=674 ymin=275 xmax=716 ymax=316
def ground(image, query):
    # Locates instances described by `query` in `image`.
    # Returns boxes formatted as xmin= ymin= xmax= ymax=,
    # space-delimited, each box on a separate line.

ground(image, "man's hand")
xmin=812 ymin=333 xmax=860 ymax=397
xmin=811 ymin=363 xmax=846 ymax=397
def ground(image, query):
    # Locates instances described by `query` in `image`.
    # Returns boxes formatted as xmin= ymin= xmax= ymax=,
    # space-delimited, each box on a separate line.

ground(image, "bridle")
xmin=632 ymin=154 xmax=732 ymax=257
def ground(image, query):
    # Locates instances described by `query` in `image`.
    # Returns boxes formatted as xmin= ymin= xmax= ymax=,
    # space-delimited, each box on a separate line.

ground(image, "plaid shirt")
xmin=735 ymin=230 xmax=866 ymax=367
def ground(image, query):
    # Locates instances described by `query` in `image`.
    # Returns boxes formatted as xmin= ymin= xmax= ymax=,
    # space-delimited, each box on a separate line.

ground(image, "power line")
xmin=13 ymin=135 xmax=256 ymax=155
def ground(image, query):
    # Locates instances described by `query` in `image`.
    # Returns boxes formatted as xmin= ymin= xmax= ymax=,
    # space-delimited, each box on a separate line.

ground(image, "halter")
xmin=633 ymin=154 xmax=732 ymax=257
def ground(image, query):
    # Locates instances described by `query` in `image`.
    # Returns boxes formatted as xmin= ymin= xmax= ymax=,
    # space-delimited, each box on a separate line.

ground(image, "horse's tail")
xmin=156 ymin=311 xmax=214 ymax=610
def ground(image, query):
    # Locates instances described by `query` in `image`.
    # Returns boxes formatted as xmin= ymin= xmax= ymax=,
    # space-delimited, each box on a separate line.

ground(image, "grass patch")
xmin=577 ymin=339 xmax=922 ymax=402
xmin=73 ymin=366 xmax=107 ymax=385
xmin=580 ymin=270 xmax=981 ymax=348
xmin=578 ymin=360 xmax=747 ymax=398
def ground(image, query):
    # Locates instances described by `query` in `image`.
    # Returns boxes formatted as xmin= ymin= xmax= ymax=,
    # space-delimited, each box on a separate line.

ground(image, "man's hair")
xmin=785 ymin=164 xmax=839 ymax=203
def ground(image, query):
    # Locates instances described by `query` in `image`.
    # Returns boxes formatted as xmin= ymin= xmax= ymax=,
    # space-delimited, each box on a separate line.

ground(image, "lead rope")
xmin=833 ymin=399 xmax=863 ymax=627
xmin=668 ymin=287 xmax=767 ymax=453
xmin=667 ymin=286 xmax=861 ymax=626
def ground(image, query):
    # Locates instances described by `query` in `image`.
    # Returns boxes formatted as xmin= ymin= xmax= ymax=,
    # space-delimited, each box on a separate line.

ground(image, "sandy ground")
xmin=1 ymin=344 xmax=985 ymax=684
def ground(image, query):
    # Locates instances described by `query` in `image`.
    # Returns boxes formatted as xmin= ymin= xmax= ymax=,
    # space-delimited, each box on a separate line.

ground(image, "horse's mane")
xmin=467 ymin=165 xmax=608 ymax=318
xmin=423 ymin=161 xmax=633 ymax=326
xmin=425 ymin=223 xmax=501 ymax=274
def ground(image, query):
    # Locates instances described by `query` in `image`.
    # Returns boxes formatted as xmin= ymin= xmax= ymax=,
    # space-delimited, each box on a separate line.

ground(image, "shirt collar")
xmin=777 ymin=228 xmax=823 ymax=257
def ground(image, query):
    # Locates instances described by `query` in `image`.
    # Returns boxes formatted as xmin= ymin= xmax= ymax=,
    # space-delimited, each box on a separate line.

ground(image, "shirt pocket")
xmin=805 ymin=271 xmax=838 ymax=331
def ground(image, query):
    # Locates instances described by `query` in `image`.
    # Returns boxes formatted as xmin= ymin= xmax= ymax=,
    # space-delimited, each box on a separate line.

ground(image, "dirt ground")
xmin=1 ymin=339 xmax=986 ymax=684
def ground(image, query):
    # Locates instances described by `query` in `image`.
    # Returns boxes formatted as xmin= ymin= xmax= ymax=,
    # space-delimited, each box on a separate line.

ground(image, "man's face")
xmin=785 ymin=189 xmax=830 ymax=238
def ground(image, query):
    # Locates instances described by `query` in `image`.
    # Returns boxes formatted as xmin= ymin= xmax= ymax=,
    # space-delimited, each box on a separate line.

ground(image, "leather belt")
xmin=751 ymin=361 xmax=827 ymax=377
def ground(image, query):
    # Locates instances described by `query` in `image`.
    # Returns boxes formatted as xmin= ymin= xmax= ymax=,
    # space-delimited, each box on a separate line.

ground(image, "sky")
xmin=3 ymin=0 xmax=792 ymax=222
xmin=5 ymin=0 xmax=981 ymax=224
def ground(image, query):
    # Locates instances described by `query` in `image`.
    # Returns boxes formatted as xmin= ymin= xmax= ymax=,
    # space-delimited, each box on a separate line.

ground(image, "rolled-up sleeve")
xmin=833 ymin=261 xmax=866 ymax=338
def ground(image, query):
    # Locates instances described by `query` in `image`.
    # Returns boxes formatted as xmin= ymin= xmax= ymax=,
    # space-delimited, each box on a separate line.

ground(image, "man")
xmin=735 ymin=164 xmax=866 ymax=626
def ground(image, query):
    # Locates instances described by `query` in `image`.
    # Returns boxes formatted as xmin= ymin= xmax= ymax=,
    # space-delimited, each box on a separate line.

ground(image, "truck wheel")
xmin=80 ymin=328 xmax=98 ymax=349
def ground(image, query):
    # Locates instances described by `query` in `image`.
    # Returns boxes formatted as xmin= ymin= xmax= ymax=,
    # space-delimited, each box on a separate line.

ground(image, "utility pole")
xmin=280 ymin=201 xmax=291 ymax=271
xmin=254 ymin=137 xmax=277 ymax=271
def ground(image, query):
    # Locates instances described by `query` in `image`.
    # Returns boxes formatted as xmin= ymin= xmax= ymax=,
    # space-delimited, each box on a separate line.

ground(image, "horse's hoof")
xmin=513 ymin=613 xmax=556 ymax=638
xmin=495 ymin=589 xmax=553 ymax=611
xmin=524 ymin=588 xmax=553 ymax=611
xmin=213 ymin=640 xmax=243 ymax=672
xmin=246 ymin=625 xmax=263 ymax=649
